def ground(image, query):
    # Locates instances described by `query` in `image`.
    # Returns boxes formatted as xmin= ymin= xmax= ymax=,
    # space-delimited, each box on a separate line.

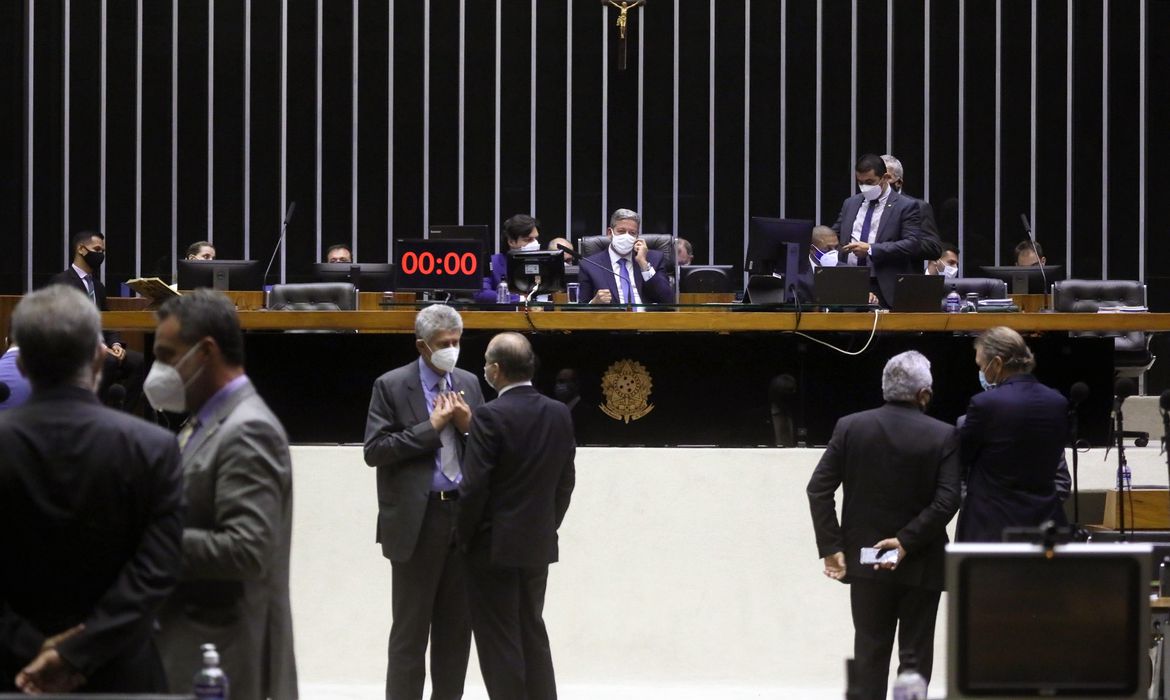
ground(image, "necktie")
xmin=83 ymin=275 xmax=96 ymax=304
xmin=177 ymin=417 xmax=200 ymax=452
xmin=618 ymin=258 xmax=633 ymax=305
xmin=856 ymin=200 xmax=878 ymax=266
xmin=436 ymin=380 xmax=460 ymax=482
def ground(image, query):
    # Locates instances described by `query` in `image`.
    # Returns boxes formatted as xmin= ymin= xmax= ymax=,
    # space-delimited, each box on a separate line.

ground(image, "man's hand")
xmin=40 ymin=623 xmax=84 ymax=651
xmin=822 ymin=551 xmax=847 ymax=580
xmin=16 ymin=649 xmax=86 ymax=695
xmin=841 ymin=241 xmax=871 ymax=256
xmin=590 ymin=289 xmax=613 ymax=304
xmin=872 ymin=537 xmax=906 ymax=571
xmin=868 ymin=292 xmax=879 ymax=306
xmin=448 ymin=391 xmax=472 ymax=433
xmin=429 ymin=393 xmax=455 ymax=432
xmin=633 ymin=239 xmax=650 ymax=271
xmin=105 ymin=343 xmax=126 ymax=363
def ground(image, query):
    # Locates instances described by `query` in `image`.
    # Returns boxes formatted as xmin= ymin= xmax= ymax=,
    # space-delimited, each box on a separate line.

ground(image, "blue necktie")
xmin=83 ymin=275 xmax=96 ymax=304
xmin=618 ymin=258 xmax=633 ymax=305
xmin=857 ymin=200 xmax=878 ymax=266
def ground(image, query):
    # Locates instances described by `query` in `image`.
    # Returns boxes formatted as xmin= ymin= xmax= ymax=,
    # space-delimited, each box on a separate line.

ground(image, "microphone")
xmin=557 ymin=243 xmax=631 ymax=304
xmin=107 ymin=383 xmax=126 ymax=411
xmin=1113 ymin=378 xmax=1137 ymax=412
xmin=263 ymin=201 xmax=297 ymax=285
xmin=1020 ymin=212 xmax=1048 ymax=297
xmin=1069 ymin=381 xmax=1089 ymax=408
xmin=1020 ymin=213 xmax=1033 ymax=237
xmin=0 ymin=381 xmax=10 ymax=403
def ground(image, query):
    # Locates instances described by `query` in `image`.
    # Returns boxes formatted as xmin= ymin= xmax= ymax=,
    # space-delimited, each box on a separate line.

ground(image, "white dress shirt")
xmin=847 ymin=187 xmax=892 ymax=266
xmin=606 ymin=246 xmax=656 ymax=306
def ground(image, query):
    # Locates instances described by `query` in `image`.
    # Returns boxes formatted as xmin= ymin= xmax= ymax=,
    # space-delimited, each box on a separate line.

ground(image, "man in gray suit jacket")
xmin=834 ymin=153 xmax=942 ymax=307
xmin=146 ymin=290 xmax=297 ymax=700
xmin=364 ymin=304 xmax=485 ymax=700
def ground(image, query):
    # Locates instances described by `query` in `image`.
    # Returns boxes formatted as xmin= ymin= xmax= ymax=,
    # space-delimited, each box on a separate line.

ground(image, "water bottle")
xmin=496 ymin=281 xmax=509 ymax=304
xmin=944 ymin=288 xmax=961 ymax=313
xmin=892 ymin=653 xmax=927 ymax=700
xmin=193 ymin=644 xmax=229 ymax=700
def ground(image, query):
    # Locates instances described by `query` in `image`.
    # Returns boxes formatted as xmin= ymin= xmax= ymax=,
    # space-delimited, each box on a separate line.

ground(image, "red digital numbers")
xmin=400 ymin=251 xmax=478 ymax=277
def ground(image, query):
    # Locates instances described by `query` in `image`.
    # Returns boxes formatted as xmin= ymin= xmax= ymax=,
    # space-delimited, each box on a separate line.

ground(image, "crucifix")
xmin=601 ymin=0 xmax=647 ymax=71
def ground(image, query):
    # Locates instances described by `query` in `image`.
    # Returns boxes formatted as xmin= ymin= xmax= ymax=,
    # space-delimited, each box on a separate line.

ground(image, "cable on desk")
xmin=793 ymin=309 xmax=882 ymax=356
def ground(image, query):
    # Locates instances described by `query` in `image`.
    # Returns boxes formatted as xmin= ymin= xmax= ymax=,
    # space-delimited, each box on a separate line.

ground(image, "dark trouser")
xmin=464 ymin=539 xmax=556 ymax=700
xmin=387 ymin=499 xmax=471 ymax=700
xmin=849 ymin=578 xmax=941 ymax=700
xmin=100 ymin=348 xmax=144 ymax=413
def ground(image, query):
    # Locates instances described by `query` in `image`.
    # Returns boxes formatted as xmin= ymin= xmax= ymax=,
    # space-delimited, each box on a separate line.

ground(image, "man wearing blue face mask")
xmin=577 ymin=208 xmax=673 ymax=307
xmin=363 ymin=304 xmax=485 ymax=699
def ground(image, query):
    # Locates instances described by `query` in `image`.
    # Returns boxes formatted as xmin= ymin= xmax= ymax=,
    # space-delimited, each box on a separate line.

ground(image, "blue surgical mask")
xmin=978 ymin=370 xmax=996 ymax=392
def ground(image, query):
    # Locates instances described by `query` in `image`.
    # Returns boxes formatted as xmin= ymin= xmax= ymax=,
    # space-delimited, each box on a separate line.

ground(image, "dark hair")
xmin=11 ymin=286 xmax=101 ymax=388
xmin=854 ymin=154 xmax=887 ymax=177
xmin=71 ymin=230 xmax=104 ymax=250
xmin=502 ymin=215 xmax=539 ymax=245
xmin=157 ymin=289 xmax=246 ymax=367
xmin=486 ymin=332 xmax=535 ymax=382
xmin=325 ymin=243 xmax=352 ymax=259
xmin=940 ymin=241 xmax=959 ymax=255
xmin=1014 ymin=239 xmax=1044 ymax=260
xmin=186 ymin=240 xmax=214 ymax=257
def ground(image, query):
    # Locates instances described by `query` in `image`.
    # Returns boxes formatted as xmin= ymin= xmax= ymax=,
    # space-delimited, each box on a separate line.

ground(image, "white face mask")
xmin=484 ymin=363 xmax=499 ymax=392
xmin=859 ymin=183 xmax=883 ymax=202
xmin=143 ymin=343 xmax=203 ymax=413
xmin=519 ymin=240 xmax=540 ymax=252
xmin=818 ymin=250 xmax=839 ymax=268
xmin=941 ymin=263 xmax=959 ymax=278
xmin=426 ymin=344 xmax=460 ymax=374
xmin=610 ymin=233 xmax=637 ymax=256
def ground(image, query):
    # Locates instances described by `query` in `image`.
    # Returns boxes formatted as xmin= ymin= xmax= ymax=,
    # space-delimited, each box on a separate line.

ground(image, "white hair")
xmin=414 ymin=304 xmax=463 ymax=343
xmin=880 ymin=154 xmax=904 ymax=183
xmin=609 ymin=208 xmax=641 ymax=229
xmin=881 ymin=350 xmax=932 ymax=402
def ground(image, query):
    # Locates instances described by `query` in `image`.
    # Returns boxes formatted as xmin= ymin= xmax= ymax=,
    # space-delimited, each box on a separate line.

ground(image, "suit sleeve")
xmin=642 ymin=253 xmax=673 ymax=304
xmin=830 ymin=201 xmax=848 ymax=236
xmin=869 ymin=199 xmax=938 ymax=264
xmin=457 ymin=405 xmax=499 ymax=547
xmin=0 ymin=605 xmax=46 ymax=667
xmin=896 ymin=427 xmax=961 ymax=553
xmin=363 ymin=376 xmax=442 ymax=467
xmin=918 ymin=200 xmax=942 ymax=250
xmin=555 ymin=410 xmax=576 ymax=528
xmin=181 ymin=419 xmax=287 ymax=580
xmin=56 ymin=437 xmax=185 ymax=677
xmin=577 ymin=259 xmax=598 ymax=304
xmin=806 ymin=419 xmax=847 ymax=558
xmin=959 ymin=396 xmax=987 ymax=476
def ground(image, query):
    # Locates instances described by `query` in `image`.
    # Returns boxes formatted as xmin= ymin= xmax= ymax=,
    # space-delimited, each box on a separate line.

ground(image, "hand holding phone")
xmin=860 ymin=547 xmax=899 ymax=565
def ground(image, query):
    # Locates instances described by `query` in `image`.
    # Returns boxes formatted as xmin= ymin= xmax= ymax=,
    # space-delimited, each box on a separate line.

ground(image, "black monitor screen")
xmin=978 ymin=265 xmax=1065 ymax=295
xmin=953 ymin=552 xmax=1144 ymax=697
xmin=312 ymin=263 xmax=396 ymax=292
xmin=428 ymin=224 xmax=492 ymax=275
xmin=679 ymin=265 xmax=734 ymax=294
xmin=177 ymin=259 xmax=265 ymax=291
xmin=395 ymin=238 xmax=485 ymax=291
xmin=745 ymin=218 xmax=813 ymax=281
xmin=506 ymin=251 xmax=565 ymax=295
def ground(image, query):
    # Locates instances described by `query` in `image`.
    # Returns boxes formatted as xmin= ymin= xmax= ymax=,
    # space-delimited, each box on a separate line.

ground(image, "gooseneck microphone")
xmin=1020 ymin=213 xmax=1049 ymax=301
xmin=263 ymin=201 xmax=297 ymax=285
xmin=557 ymin=243 xmax=633 ymax=307
xmin=1113 ymin=378 xmax=1138 ymax=538
xmin=1067 ymin=381 xmax=1089 ymax=526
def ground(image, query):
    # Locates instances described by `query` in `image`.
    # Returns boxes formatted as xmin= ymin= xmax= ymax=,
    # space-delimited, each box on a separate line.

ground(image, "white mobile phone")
xmin=860 ymin=547 xmax=899 ymax=565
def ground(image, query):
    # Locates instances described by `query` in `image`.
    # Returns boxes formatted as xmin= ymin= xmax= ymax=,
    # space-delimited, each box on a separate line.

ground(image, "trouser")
xmin=849 ymin=578 xmax=941 ymax=700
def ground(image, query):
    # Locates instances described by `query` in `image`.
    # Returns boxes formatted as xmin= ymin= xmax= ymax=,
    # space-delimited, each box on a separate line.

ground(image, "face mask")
xmin=554 ymin=382 xmax=577 ymax=402
xmin=143 ymin=343 xmax=203 ymax=413
xmin=813 ymin=248 xmax=839 ymax=268
xmin=941 ymin=264 xmax=959 ymax=278
xmin=519 ymin=240 xmax=540 ymax=252
xmin=484 ymin=363 xmax=499 ymax=392
xmin=82 ymin=248 xmax=105 ymax=269
xmin=426 ymin=344 xmax=460 ymax=374
xmin=859 ymin=183 xmax=883 ymax=202
xmin=610 ymin=233 xmax=636 ymax=256
xmin=978 ymin=370 xmax=996 ymax=392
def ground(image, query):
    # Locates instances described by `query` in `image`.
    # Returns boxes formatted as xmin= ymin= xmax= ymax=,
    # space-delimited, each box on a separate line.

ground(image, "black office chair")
xmin=945 ymin=277 xmax=1009 ymax=300
xmin=267 ymin=282 xmax=357 ymax=311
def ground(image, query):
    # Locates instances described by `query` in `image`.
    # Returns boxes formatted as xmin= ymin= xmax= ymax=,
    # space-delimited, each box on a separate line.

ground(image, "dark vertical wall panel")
xmin=819 ymin=0 xmax=853 ymax=227
xmin=1070 ymin=0 xmax=1104 ymax=279
xmin=175 ymin=0 xmax=208 ymax=259
xmin=1106 ymin=0 xmax=1140 ymax=282
xmin=1034 ymin=0 xmax=1069 ymax=270
xmin=211 ymin=0 xmax=244 ymax=257
xmin=104 ymin=0 xmax=136 ymax=284
xmin=31 ymin=0 xmax=63 ymax=288
xmin=782 ymin=1 xmax=815 ymax=222
xmin=427 ymin=0 xmax=459 ymax=227
xmin=747 ymin=0 xmax=781 ymax=241
xmin=998 ymin=0 xmax=1031 ymax=262
xmin=252 ymin=0 xmax=286 ymax=278
xmin=711 ymin=1 xmax=746 ymax=268
xmin=140 ymin=0 xmax=173 ymax=278
xmin=891 ymin=0 xmax=925 ymax=199
xmin=391 ymin=0 xmax=423 ymax=243
xmin=675 ymin=2 xmax=709 ymax=246
xmin=356 ymin=0 xmax=389 ymax=261
xmin=0 ymin=2 xmax=23 ymax=292
xmin=569 ymin=1 xmax=601 ymax=240
xmin=960 ymin=3 xmax=995 ymax=268
xmin=639 ymin=1 xmax=673 ymax=240
xmin=320 ymin=1 xmax=353 ymax=249
xmin=927 ymin=1 xmax=960 ymax=246
xmin=67 ymin=0 xmax=101 ymax=236
xmin=463 ymin=1 xmax=495 ymax=245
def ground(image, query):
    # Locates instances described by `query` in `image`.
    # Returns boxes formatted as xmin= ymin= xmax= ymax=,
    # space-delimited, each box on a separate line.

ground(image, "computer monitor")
xmin=394 ymin=238 xmax=485 ymax=292
xmin=176 ymin=259 xmax=265 ymax=291
xmin=506 ymin=251 xmax=565 ymax=295
xmin=678 ymin=265 xmax=734 ymax=293
xmin=946 ymin=543 xmax=1150 ymax=699
xmin=978 ymin=265 xmax=1065 ymax=295
xmin=745 ymin=218 xmax=814 ymax=285
xmin=311 ymin=263 xmax=396 ymax=292
xmin=428 ymin=224 xmax=492 ymax=274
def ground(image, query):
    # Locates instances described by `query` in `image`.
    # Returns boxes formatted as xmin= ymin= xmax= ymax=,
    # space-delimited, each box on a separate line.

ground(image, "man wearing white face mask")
xmin=363 ymin=304 xmax=485 ymax=700
xmin=925 ymin=242 xmax=960 ymax=278
xmin=834 ymin=154 xmax=942 ymax=308
xmin=577 ymin=208 xmax=673 ymax=307
xmin=147 ymin=290 xmax=297 ymax=700
xmin=790 ymin=226 xmax=840 ymax=303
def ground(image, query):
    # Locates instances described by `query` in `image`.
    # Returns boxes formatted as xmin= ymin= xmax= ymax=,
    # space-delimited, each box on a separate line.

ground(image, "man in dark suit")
xmin=148 ymin=290 xmax=298 ymax=700
xmin=833 ymin=154 xmax=942 ymax=307
xmin=0 ymin=286 xmax=183 ymax=694
xmin=882 ymin=153 xmax=942 ymax=244
xmin=957 ymin=326 xmax=1069 ymax=542
xmin=577 ymin=208 xmax=672 ymax=306
xmin=807 ymin=350 xmax=960 ymax=700
xmin=364 ymin=304 xmax=485 ymax=700
xmin=47 ymin=230 xmax=145 ymax=412
xmin=458 ymin=333 xmax=575 ymax=700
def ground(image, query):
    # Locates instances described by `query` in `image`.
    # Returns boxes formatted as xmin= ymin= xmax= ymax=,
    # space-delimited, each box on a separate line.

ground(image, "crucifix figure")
xmin=601 ymin=0 xmax=647 ymax=71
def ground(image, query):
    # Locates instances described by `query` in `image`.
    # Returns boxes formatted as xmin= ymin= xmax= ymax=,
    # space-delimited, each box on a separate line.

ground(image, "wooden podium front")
xmin=1102 ymin=488 xmax=1170 ymax=530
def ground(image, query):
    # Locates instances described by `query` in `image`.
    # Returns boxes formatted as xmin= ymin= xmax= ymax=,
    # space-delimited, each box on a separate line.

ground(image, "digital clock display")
xmin=395 ymin=238 xmax=485 ymax=291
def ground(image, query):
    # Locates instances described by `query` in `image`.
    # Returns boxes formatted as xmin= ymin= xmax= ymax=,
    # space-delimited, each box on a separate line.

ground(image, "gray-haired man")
xmin=806 ymin=350 xmax=960 ymax=700
xmin=364 ymin=304 xmax=486 ymax=700
xmin=577 ymin=208 xmax=673 ymax=306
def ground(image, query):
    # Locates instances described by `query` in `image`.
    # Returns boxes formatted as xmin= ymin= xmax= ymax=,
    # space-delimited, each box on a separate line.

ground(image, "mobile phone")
xmin=860 ymin=547 xmax=899 ymax=565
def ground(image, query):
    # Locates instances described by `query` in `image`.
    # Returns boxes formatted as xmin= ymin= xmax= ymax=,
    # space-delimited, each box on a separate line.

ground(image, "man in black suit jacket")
xmin=957 ymin=327 xmax=1069 ymax=542
xmin=577 ymin=208 xmax=673 ymax=306
xmin=0 ymin=286 xmax=183 ymax=694
xmin=458 ymin=333 xmax=576 ymax=700
xmin=834 ymin=154 xmax=942 ymax=307
xmin=47 ymin=230 xmax=145 ymax=412
xmin=807 ymin=350 xmax=960 ymax=700
xmin=364 ymin=304 xmax=485 ymax=700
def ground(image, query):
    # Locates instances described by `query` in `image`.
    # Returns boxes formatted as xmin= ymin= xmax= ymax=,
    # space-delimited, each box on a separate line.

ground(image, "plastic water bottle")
xmin=193 ymin=644 xmax=229 ymax=700
xmin=944 ymin=288 xmax=961 ymax=313
xmin=892 ymin=654 xmax=927 ymax=700
xmin=496 ymin=281 xmax=509 ymax=304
